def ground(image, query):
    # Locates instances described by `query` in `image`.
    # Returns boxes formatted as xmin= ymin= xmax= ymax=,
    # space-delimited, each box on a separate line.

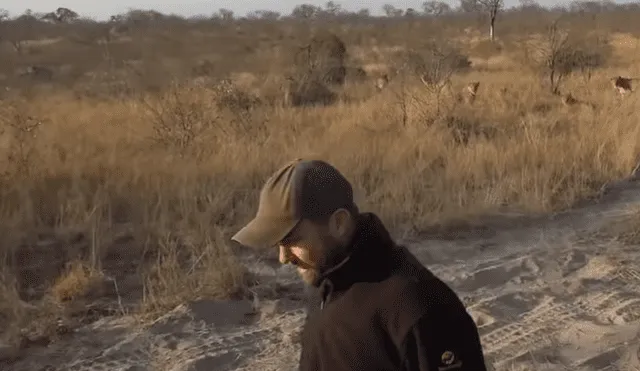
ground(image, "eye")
xmin=280 ymin=235 xmax=302 ymax=247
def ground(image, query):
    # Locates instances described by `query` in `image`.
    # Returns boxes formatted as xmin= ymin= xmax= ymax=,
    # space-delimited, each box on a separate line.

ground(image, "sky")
xmin=1 ymin=0 xmax=634 ymax=20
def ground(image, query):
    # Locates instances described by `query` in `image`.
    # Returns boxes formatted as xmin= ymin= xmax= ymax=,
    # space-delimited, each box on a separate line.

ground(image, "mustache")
xmin=290 ymin=256 xmax=313 ymax=270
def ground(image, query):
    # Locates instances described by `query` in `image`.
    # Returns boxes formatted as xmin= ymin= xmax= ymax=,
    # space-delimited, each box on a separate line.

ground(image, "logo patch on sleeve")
xmin=439 ymin=350 xmax=463 ymax=371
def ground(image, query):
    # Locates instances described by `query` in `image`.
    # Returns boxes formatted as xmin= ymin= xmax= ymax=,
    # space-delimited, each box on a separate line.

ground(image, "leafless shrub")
xmin=74 ymin=80 xmax=136 ymax=101
xmin=191 ymin=60 xmax=216 ymax=77
xmin=408 ymin=43 xmax=471 ymax=91
xmin=292 ymin=31 xmax=347 ymax=86
xmin=0 ymin=100 xmax=43 ymax=177
xmin=119 ymin=58 xmax=176 ymax=94
xmin=387 ymin=66 xmax=412 ymax=128
xmin=141 ymin=82 xmax=221 ymax=157
xmin=18 ymin=66 xmax=54 ymax=81
xmin=280 ymin=31 xmax=347 ymax=107
xmin=211 ymin=78 xmax=261 ymax=130
xmin=525 ymin=20 xmax=611 ymax=94
xmin=285 ymin=75 xmax=337 ymax=107
xmin=469 ymin=39 xmax=504 ymax=59
xmin=141 ymin=79 xmax=262 ymax=157
xmin=212 ymin=79 xmax=258 ymax=110
xmin=571 ymin=36 xmax=612 ymax=82
xmin=440 ymin=114 xmax=499 ymax=145
xmin=527 ymin=22 xmax=572 ymax=94
xmin=72 ymin=68 xmax=138 ymax=101
xmin=345 ymin=66 xmax=368 ymax=84
xmin=402 ymin=42 xmax=472 ymax=114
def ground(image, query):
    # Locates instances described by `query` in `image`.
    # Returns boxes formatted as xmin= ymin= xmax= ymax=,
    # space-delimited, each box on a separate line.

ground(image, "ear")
xmin=328 ymin=208 xmax=352 ymax=239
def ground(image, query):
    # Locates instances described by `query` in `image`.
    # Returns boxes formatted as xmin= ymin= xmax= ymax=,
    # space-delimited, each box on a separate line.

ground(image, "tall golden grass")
xmin=1 ymin=33 xmax=640 ymax=350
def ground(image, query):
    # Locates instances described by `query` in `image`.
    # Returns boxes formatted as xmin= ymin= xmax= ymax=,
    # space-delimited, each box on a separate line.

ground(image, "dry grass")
xmin=2 ymin=12 xmax=640 ymax=359
xmin=50 ymin=261 xmax=105 ymax=303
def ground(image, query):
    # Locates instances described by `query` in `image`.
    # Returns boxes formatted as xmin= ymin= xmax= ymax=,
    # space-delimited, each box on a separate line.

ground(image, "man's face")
xmin=278 ymin=219 xmax=342 ymax=286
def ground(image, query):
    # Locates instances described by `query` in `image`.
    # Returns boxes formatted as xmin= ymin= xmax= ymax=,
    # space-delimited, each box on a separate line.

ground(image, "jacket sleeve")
xmin=401 ymin=310 xmax=489 ymax=371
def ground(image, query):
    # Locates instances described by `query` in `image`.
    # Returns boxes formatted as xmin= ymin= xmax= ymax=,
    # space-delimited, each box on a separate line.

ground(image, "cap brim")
xmin=231 ymin=216 xmax=299 ymax=249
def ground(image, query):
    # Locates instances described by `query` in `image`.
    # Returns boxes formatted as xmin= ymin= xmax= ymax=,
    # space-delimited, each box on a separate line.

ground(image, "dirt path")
xmin=5 ymin=179 xmax=640 ymax=371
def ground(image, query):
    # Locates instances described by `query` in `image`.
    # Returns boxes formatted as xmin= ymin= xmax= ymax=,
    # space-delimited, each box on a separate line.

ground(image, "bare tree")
xmin=40 ymin=12 xmax=57 ymax=23
xmin=41 ymin=7 xmax=79 ymax=23
xmin=214 ymin=8 xmax=234 ymax=21
xmin=56 ymin=7 xmax=78 ymax=22
xmin=409 ymin=43 xmax=471 ymax=115
xmin=291 ymin=4 xmax=323 ymax=19
xmin=422 ymin=1 xmax=452 ymax=16
xmin=527 ymin=19 xmax=576 ymax=95
xmin=540 ymin=20 xmax=570 ymax=94
xmin=476 ymin=0 xmax=504 ymax=42
xmin=356 ymin=8 xmax=371 ymax=17
xmin=458 ymin=0 xmax=482 ymax=13
xmin=519 ymin=0 xmax=543 ymax=11
xmin=382 ymin=4 xmax=404 ymax=17
xmin=324 ymin=1 xmax=345 ymax=16
xmin=404 ymin=8 xmax=419 ymax=17
xmin=1 ymin=11 xmax=40 ymax=55
xmin=246 ymin=10 xmax=281 ymax=20
xmin=0 ymin=8 xmax=10 ymax=49
xmin=19 ymin=65 xmax=54 ymax=81
xmin=569 ymin=0 xmax=616 ymax=13
xmin=519 ymin=19 xmax=611 ymax=95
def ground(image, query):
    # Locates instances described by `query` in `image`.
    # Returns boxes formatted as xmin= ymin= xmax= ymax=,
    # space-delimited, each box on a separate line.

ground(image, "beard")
xmin=297 ymin=266 xmax=320 ymax=286
xmin=298 ymin=234 xmax=350 ymax=287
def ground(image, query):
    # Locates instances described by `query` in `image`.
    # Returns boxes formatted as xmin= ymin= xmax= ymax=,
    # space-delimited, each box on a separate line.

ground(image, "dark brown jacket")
xmin=299 ymin=213 xmax=488 ymax=371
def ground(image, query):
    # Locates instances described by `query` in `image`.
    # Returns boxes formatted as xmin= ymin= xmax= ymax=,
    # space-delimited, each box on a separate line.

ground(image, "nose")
xmin=279 ymin=245 xmax=290 ymax=264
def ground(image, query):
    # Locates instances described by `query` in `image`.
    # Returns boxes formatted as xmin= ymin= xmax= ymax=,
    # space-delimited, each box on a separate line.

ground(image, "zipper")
xmin=319 ymin=280 xmax=334 ymax=310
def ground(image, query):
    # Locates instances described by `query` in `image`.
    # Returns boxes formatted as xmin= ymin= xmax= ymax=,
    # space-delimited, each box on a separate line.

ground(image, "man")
xmin=232 ymin=158 xmax=488 ymax=371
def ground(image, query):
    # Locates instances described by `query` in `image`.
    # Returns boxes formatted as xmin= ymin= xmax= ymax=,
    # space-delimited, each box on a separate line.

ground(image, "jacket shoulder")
xmin=379 ymin=265 xmax=468 ymax=349
xmin=380 ymin=273 xmax=458 ymax=314
xmin=377 ymin=276 xmax=432 ymax=343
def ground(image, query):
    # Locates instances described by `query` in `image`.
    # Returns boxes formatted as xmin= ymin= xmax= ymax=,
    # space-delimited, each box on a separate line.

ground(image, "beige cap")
xmin=231 ymin=158 xmax=354 ymax=249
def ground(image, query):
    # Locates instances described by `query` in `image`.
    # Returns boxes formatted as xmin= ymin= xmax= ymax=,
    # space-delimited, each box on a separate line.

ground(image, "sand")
xmin=5 ymin=177 xmax=640 ymax=371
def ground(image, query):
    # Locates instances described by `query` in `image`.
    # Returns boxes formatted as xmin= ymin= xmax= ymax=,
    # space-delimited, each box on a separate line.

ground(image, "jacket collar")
xmin=318 ymin=212 xmax=397 ymax=300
